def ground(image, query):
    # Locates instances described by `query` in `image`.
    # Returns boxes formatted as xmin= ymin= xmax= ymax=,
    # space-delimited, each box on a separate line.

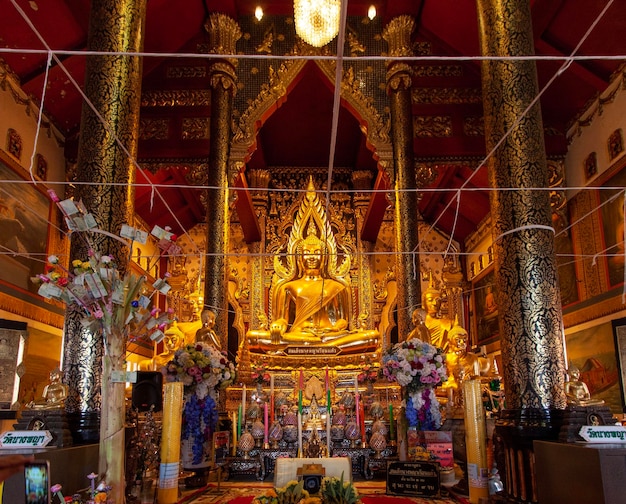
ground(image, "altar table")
xmin=273 ymin=457 xmax=352 ymax=488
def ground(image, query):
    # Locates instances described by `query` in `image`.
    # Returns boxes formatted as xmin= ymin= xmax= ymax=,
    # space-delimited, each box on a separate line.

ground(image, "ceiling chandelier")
xmin=294 ymin=0 xmax=341 ymax=47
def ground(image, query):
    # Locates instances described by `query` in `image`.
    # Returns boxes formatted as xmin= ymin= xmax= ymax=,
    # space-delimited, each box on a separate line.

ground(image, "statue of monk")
xmin=565 ymin=367 xmax=604 ymax=406
xmin=196 ymin=309 xmax=220 ymax=348
xmin=28 ymin=368 xmax=68 ymax=410
xmin=407 ymin=308 xmax=431 ymax=343
xmin=422 ymin=275 xmax=453 ymax=352
xmin=442 ymin=319 xmax=492 ymax=408
xmin=247 ymin=178 xmax=379 ymax=354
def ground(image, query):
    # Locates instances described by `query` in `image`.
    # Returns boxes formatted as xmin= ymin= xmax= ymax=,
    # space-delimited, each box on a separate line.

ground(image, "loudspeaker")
xmin=131 ymin=371 xmax=163 ymax=412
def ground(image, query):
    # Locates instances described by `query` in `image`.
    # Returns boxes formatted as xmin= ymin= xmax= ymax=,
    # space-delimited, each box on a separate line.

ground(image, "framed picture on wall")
xmin=599 ymin=164 xmax=626 ymax=287
xmin=611 ymin=317 xmax=626 ymax=410
xmin=0 ymin=152 xmax=51 ymax=293
xmin=470 ymin=267 xmax=499 ymax=346
xmin=565 ymin=320 xmax=622 ymax=413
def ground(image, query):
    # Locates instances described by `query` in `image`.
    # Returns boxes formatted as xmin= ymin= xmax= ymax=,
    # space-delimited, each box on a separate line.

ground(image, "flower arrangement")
xmin=163 ymin=342 xmax=236 ymax=464
xmin=357 ymin=362 xmax=378 ymax=384
xmin=381 ymin=338 xmax=447 ymax=430
xmin=252 ymin=480 xmax=310 ymax=504
xmin=251 ymin=363 xmax=271 ymax=385
xmin=320 ymin=473 xmax=360 ymax=504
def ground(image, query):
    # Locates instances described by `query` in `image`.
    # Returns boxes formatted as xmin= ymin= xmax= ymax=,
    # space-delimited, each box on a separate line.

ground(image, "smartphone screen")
xmin=24 ymin=461 xmax=50 ymax=504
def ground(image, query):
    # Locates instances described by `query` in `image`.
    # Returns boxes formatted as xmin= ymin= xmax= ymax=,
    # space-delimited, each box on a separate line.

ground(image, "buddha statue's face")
xmin=302 ymin=239 xmax=323 ymax=271
xmin=423 ymin=292 xmax=441 ymax=315
xmin=451 ymin=332 xmax=468 ymax=355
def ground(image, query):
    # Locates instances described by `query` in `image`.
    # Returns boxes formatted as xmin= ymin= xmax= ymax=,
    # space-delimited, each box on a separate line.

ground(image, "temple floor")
xmin=175 ymin=477 xmax=467 ymax=504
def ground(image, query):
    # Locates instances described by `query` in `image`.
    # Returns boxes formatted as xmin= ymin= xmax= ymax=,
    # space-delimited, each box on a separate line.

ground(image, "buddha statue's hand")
xmin=270 ymin=319 xmax=287 ymax=343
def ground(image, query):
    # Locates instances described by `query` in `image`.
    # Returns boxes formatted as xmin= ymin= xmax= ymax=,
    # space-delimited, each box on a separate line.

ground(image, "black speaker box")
xmin=131 ymin=371 xmax=163 ymax=412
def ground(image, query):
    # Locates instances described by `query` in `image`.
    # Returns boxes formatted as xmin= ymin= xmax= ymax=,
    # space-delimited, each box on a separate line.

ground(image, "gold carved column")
xmin=63 ymin=0 xmax=146 ymax=427
xmin=477 ymin=0 xmax=566 ymax=501
xmin=203 ymin=14 xmax=242 ymax=344
xmin=383 ymin=16 xmax=421 ymax=340
xmin=352 ymin=170 xmax=376 ymax=342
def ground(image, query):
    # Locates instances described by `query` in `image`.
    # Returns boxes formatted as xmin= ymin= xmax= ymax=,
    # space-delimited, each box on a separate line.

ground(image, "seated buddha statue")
xmin=196 ymin=309 xmax=220 ymax=348
xmin=422 ymin=275 xmax=453 ymax=353
xmin=565 ymin=366 xmax=604 ymax=407
xmin=28 ymin=368 xmax=68 ymax=410
xmin=247 ymin=178 xmax=379 ymax=354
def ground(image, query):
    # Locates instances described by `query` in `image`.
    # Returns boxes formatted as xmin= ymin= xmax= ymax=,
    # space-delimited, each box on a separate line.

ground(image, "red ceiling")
xmin=1 ymin=0 xmax=624 ymax=244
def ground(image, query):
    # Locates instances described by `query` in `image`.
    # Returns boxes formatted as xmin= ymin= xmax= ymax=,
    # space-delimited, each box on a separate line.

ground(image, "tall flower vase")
xmin=99 ymin=326 xmax=127 ymax=503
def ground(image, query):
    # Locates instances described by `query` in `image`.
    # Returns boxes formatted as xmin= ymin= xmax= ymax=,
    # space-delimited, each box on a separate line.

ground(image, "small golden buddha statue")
xmin=443 ymin=319 xmax=491 ymax=404
xmin=407 ymin=308 xmax=431 ymax=343
xmin=140 ymin=320 xmax=184 ymax=371
xmin=28 ymin=368 xmax=68 ymax=410
xmin=422 ymin=273 xmax=453 ymax=353
xmin=565 ymin=367 xmax=604 ymax=407
xmin=247 ymin=178 xmax=380 ymax=354
xmin=196 ymin=309 xmax=220 ymax=348
xmin=304 ymin=394 xmax=324 ymax=431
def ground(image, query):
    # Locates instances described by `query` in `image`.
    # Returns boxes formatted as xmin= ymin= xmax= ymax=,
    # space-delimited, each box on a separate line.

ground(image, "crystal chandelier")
xmin=294 ymin=0 xmax=341 ymax=47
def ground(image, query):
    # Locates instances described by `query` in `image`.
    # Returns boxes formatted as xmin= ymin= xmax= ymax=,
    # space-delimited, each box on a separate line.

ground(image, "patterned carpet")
xmin=175 ymin=480 xmax=466 ymax=504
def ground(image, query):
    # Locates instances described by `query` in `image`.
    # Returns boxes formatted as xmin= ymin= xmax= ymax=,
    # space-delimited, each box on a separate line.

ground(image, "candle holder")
xmin=238 ymin=431 xmax=255 ymax=459
xmin=251 ymin=419 xmax=265 ymax=448
xmin=344 ymin=420 xmax=359 ymax=449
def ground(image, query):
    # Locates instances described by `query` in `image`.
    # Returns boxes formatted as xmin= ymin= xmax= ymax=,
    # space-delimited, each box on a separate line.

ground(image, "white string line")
xmin=413 ymin=0 xmax=616 ymax=259
xmin=7 ymin=177 xmax=626 ymax=195
xmin=26 ymin=51 xmax=52 ymax=186
xmin=8 ymin=0 xmax=202 ymax=260
xmin=1 ymin=46 xmax=625 ymax=63
xmin=319 ymin=0 xmax=349 ymax=312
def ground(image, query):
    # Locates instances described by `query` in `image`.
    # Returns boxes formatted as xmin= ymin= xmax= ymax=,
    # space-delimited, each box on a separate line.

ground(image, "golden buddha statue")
xmin=247 ymin=178 xmax=379 ymax=354
xmin=445 ymin=319 xmax=491 ymax=384
xmin=196 ymin=309 xmax=220 ymax=348
xmin=140 ymin=320 xmax=184 ymax=371
xmin=28 ymin=368 xmax=68 ymax=410
xmin=565 ymin=366 xmax=604 ymax=406
xmin=422 ymin=274 xmax=453 ymax=352
xmin=407 ymin=308 xmax=431 ymax=343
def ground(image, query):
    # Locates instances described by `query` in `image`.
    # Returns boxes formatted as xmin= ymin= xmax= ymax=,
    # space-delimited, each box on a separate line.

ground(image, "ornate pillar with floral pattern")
xmin=383 ymin=16 xmax=422 ymax=340
xmin=477 ymin=0 xmax=567 ymax=501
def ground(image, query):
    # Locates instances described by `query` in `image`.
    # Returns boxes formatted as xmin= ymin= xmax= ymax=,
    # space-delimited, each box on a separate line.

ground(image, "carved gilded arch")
xmin=229 ymin=58 xmax=393 ymax=180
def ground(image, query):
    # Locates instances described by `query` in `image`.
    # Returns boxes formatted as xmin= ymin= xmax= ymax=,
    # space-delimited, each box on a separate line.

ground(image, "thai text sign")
xmin=0 ymin=430 xmax=53 ymax=448
xmin=579 ymin=425 xmax=626 ymax=443
xmin=386 ymin=461 xmax=440 ymax=498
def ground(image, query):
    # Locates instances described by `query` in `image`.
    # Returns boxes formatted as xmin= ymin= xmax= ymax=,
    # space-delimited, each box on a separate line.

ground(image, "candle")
xmin=270 ymin=374 xmax=275 ymax=396
xmin=237 ymin=404 xmax=242 ymax=439
xmin=299 ymin=369 xmax=304 ymax=390
xmin=326 ymin=412 xmax=331 ymax=455
xmin=389 ymin=404 xmax=395 ymax=440
xmin=359 ymin=401 xmax=366 ymax=444
xmin=355 ymin=392 xmax=360 ymax=429
xmin=463 ymin=379 xmax=489 ymax=503
xmin=158 ymin=382 xmax=183 ymax=504
xmin=298 ymin=389 xmax=303 ymax=414
xmin=264 ymin=403 xmax=269 ymax=445
xmin=297 ymin=411 xmax=303 ymax=458
xmin=232 ymin=411 xmax=238 ymax=455
xmin=270 ymin=392 xmax=275 ymax=425
xmin=325 ymin=367 xmax=329 ymax=389
xmin=242 ymin=384 xmax=247 ymax=420
xmin=354 ymin=375 xmax=358 ymax=393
